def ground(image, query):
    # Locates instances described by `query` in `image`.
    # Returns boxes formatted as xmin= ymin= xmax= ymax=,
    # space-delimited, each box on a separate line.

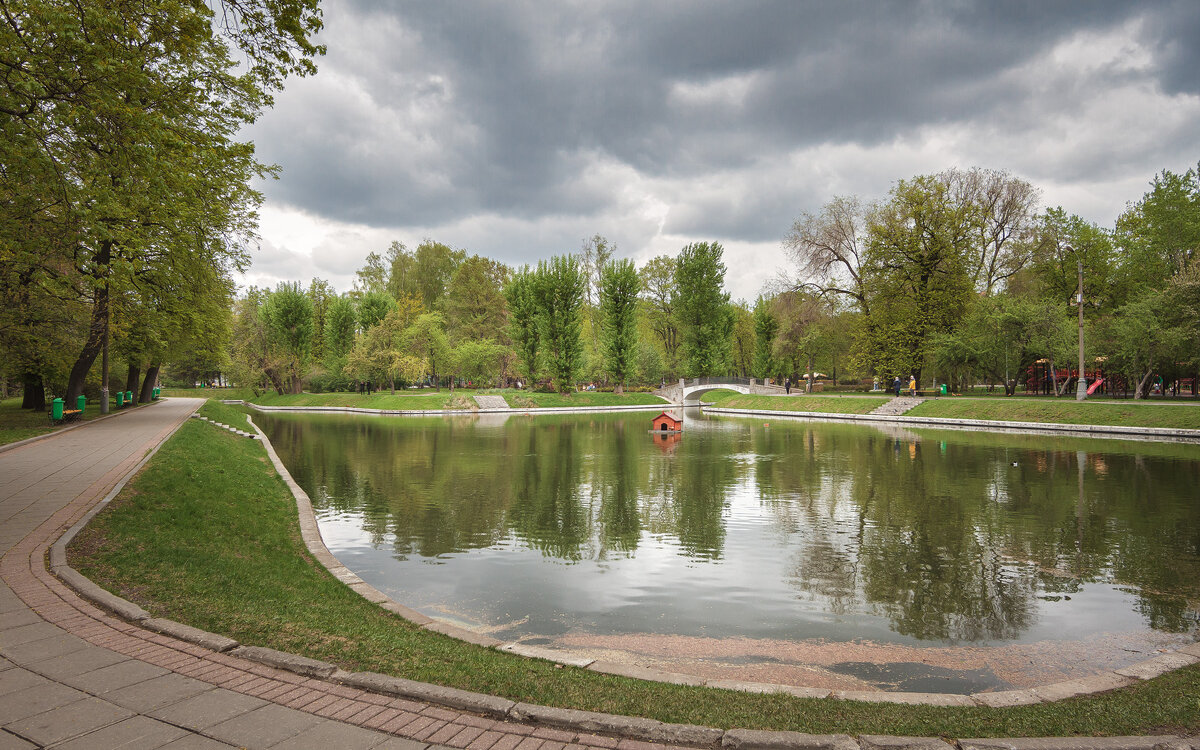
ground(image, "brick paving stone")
xmin=428 ymin=722 xmax=471 ymax=745
xmin=516 ymin=737 xmax=546 ymax=750
xmin=375 ymin=738 xmax=434 ymax=750
xmin=578 ymin=736 xmax=621 ymax=749
xmin=378 ymin=710 xmax=423 ymax=734
xmin=533 ymin=727 xmax=579 ymax=743
xmin=425 ymin=706 xmax=463 ymax=721
xmin=63 ymin=656 xmax=168 ymax=694
xmin=411 ymin=719 xmax=452 ymax=741
xmin=469 ymin=729 xmax=508 ymax=750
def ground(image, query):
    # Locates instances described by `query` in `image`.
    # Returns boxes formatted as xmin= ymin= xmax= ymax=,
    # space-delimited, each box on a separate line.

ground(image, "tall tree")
xmin=598 ymin=259 xmax=640 ymax=393
xmin=857 ymin=175 xmax=977 ymax=384
xmin=783 ymin=195 xmax=871 ymax=315
xmin=442 ymin=255 xmax=509 ymax=343
xmin=504 ymin=266 xmax=541 ymax=384
xmin=357 ymin=291 xmax=397 ymax=332
xmin=1115 ymin=163 xmax=1200 ymax=290
xmin=751 ymin=297 xmax=778 ymax=379
xmin=945 ymin=167 xmax=1041 ymax=295
xmin=674 ymin=242 xmax=733 ymax=378
xmin=532 ymin=255 xmax=585 ymax=393
xmin=638 ymin=255 xmax=680 ymax=376
xmin=322 ymin=295 xmax=357 ymax=373
xmin=0 ymin=1 xmax=322 ymax=404
xmin=263 ymin=282 xmax=313 ymax=394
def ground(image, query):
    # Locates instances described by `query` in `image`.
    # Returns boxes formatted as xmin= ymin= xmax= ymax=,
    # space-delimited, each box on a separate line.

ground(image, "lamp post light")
xmin=1073 ymin=250 xmax=1088 ymax=402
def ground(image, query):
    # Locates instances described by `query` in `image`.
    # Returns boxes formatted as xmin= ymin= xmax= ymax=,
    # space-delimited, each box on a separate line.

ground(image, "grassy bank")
xmin=67 ymin=399 xmax=1200 ymax=737
xmin=703 ymin=390 xmax=1200 ymax=430
xmin=907 ymin=398 xmax=1200 ymax=430
xmin=704 ymin=390 xmax=889 ymax=414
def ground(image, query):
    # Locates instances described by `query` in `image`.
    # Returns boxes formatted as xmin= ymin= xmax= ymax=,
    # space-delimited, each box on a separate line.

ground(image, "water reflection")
xmin=259 ymin=411 xmax=1200 ymax=650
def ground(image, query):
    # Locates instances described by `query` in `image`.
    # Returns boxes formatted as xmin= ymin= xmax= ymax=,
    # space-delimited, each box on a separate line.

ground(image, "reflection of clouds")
xmin=269 ymin=411 xmax=1200 ymax=649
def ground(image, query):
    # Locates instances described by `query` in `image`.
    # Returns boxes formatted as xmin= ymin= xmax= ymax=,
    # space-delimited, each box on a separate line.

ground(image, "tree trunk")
xmin=65 ymin=288 xmax=109 ymax=405
xmin=805 ymin=353 xmax=814 ymax=393
xmin=1048 ymin=359 xmax=1059 ymax=397
xmin=139 ymin=364 xmax=159 ymax=403
xmin=615 ymin=383 xmax=624 ymax=394
xmin=21 ymin=372 xmax=45 ymax=411
xmin=125 ymin=364 xmax=141 ymax=404
xmin=389 ymin=376 xmax=395 ymax=395
xmin=1135 ymin=369 xmax=1153 ymax=399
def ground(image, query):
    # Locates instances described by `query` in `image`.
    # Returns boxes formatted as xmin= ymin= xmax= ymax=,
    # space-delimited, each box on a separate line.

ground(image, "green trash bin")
xmin=125 ymin=391 xmax=133 ymax=404
xmin=940 ymin=383 xmax=948 ymax=395
xmin=52 ymin=398 xmax=64 ymax=421
xmin=76 ymin=394 xmax=86 ymax=412
xmin=116 ymin=392 xmax=124 ymax=407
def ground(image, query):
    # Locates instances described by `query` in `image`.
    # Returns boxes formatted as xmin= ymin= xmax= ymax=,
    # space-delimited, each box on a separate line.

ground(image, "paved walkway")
xmin=0 ymin=399 xmax=627 ymax=750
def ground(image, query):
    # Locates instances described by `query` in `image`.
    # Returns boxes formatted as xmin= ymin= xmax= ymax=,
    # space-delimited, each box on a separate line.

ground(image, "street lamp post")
xmin=1074 ymin=253 xmax=1088 ymax=401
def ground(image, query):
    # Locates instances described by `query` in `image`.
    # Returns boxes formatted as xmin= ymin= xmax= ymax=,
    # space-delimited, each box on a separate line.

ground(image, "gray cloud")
xmin=243 ymin=1 xmax=1200 ymax=296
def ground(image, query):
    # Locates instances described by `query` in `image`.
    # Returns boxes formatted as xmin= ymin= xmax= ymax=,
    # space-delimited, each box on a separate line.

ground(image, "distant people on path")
xmin=784 ymin=377 xmax=791 ymax=394
xmin=893 ymin=376 xmax=902 ymax=396
xmin=908 ymin=375 xmax=917 ymax=396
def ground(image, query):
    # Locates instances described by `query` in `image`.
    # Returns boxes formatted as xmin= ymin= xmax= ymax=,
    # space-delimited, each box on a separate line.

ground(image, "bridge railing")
xmin=684 ymin=376 xmax=752 ymax=388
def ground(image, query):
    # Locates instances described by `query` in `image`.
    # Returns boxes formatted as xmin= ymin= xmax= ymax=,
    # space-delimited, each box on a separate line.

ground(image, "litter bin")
xmin=116 ymin=392 xmax=124 ymax=407
xmin=52 ymin=398 xmax=64 ymax=420
xmin=940 ymin=384 xmax=948 ymax=395
xmin=76 ymin=394 xmax=86 ymax=412
xmin=125 ymin=391 xmax=132 ymax=404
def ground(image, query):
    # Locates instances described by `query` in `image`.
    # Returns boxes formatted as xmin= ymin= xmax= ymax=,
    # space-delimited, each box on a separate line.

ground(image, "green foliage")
xmin=386 ymin=240 xmax=467 ymax=310
xmin=1098 ymin=292 xmax=1187 ymax=398
xmin=750 ymin=297 xmax=778 ymax=379
xmin=442 ymin=255 xmax=509 ymax=344
xmin=598 ymin=259 xmax=640 ymax=390
xmin=857 ymin=175 xmax=977 ymax=382
xmin=674 ymin=242 xmax=733 ymax=377
xmin=450 ymin=339 xmax=508 ymax=387
xmin=322 ymin=296 xmax=357 ymax=372
xmin=357 ymin=291 xmax=397 ymax=332
xmin=638 ymin=255 xmax=680 ymax=377
xmin=402 ymin=313 xmax=451 ymax=386
xmin=262 ymin=282 xmax=313 ymax=394
xmin=504 ymin=267 xmax=541 ymax=382
xmin=1116 ymin=162 xmax=1200 ymax=290
xmin=533 ymin=255 xmax=585 ymax=393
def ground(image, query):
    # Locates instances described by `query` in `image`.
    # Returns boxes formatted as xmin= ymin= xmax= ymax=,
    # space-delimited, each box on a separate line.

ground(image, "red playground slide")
xmin=1087 ymin=378 xmax=1104 ymax=395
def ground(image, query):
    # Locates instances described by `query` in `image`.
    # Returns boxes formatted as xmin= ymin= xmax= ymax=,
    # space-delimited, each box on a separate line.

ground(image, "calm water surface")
xmin=258 ymin=410 xmax=1200 ymax=691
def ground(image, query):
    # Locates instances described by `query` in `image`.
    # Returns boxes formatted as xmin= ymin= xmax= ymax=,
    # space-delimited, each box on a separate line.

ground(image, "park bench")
xmin=49 ymin=407 xmax=83 ymax=425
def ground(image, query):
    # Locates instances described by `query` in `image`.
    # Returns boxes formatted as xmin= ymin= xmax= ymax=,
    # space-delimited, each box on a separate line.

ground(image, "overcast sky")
xmin=238 ymin=1 xmax=1200 ymax=301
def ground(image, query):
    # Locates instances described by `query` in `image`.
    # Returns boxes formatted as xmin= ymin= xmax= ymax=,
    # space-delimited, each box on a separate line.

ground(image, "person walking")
xmin=784 ymin=376 xmax=791 ymax=394
xmin=893 ymin=375 xmax=902 ymax=396
xmin=908 ymin=375 xmax=917 ymax=396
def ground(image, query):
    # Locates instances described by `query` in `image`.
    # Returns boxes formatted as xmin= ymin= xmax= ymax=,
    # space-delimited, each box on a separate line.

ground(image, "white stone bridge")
xmin=653 ymin=377 xmax=786 ymax=405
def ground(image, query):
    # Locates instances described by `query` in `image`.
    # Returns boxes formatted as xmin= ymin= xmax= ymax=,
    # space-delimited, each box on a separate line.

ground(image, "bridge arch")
xmin=652 ymin=377 xmax=784 ymax=405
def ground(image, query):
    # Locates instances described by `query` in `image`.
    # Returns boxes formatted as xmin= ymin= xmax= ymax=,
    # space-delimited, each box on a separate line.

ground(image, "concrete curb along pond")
xmin=48 ymin=402 xmax=1200 ymax=750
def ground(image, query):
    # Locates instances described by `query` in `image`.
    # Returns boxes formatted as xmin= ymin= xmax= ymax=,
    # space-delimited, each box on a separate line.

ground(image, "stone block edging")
xmin=43 ymin=401 xmax=1200 ymax=750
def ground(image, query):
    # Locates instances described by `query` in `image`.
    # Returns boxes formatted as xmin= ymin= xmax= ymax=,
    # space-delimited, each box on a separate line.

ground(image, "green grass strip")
xmin=908 ymin=398 xmax=1200 ymax=430
xmin=68 ymin=400 xmax=1200 ymax=736
xmin=704 ymin=390 xmax=889 ymax=414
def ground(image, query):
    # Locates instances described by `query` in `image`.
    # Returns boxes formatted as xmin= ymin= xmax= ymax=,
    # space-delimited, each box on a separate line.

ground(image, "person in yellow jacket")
xmin=908 ymin=375 xmax=917 ymax=396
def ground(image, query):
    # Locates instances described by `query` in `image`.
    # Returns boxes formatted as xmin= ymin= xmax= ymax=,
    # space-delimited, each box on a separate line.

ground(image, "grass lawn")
xmin=0 ymin=395 xmax=128 ymax=446
xmin=67 ymin=399 xmax=1200 ymax=738
xmin=703 ymin=390 xmax=889 ymax=414
xmin=908 ymin=398 xmax=1200 ymax=430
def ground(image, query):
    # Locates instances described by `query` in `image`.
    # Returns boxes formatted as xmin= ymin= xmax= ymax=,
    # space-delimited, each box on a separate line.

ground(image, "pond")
xmin=256 ymin=409 xmax=1200 ymax=693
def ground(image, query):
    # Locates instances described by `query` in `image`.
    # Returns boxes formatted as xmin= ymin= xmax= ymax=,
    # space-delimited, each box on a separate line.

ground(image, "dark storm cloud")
xmin=247 ymin=1 xmax=1198 ymax=243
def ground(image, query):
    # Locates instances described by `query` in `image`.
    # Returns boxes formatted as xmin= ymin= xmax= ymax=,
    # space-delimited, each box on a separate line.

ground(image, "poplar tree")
xmin=598 ymin=259 xmax=640 ymax=393
xmin=533 ymin=256 xmax=585 ymax=393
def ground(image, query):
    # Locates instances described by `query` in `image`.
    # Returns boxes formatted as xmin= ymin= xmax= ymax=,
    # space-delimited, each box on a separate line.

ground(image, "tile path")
xmin=0 ymin=399 xmax=654 ymax=750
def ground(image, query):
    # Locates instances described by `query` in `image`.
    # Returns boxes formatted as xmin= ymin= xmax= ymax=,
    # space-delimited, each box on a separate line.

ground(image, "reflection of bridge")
xmin=654 ymin=376 xmax=786 ymax=404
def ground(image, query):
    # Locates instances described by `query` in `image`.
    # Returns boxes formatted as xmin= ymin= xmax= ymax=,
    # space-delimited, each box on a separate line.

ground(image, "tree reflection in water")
xmin=261 ymin=411 xmax=1200 ymax=646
